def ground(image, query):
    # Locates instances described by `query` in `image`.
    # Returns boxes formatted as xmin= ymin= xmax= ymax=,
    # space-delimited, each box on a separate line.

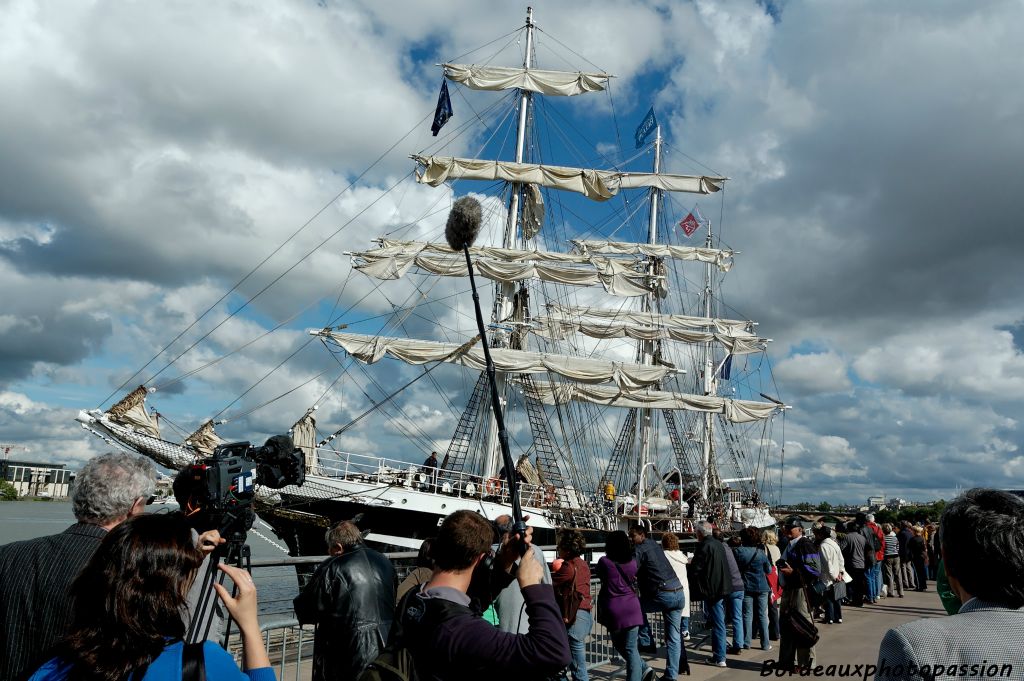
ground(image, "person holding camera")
xmin=26 ymin=513 xmax=274 ymax=681
xmin=293 ymin=520 xmax=396 ymax=681
xmin=398 ymin=509 xmax=570 ymax=681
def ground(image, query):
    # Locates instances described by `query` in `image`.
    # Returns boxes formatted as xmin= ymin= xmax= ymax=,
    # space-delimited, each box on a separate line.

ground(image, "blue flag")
xmin=634 ymin=107 xmax=657 ymax=148
xmin=720 ymin=354 xmax=733 ymax=380
xmin=431 ymin=80 xmax=453 ymax=136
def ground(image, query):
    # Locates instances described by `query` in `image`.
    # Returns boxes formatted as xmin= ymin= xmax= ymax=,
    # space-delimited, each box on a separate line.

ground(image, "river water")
xmin=0 ymin=501 xmax=311 ymax=619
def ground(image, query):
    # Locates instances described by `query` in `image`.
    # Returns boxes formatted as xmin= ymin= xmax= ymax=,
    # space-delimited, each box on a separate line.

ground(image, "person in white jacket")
xmin=812 ymin=521 xmax=850 ymax=624
xmin=661 ymin=533 xmax=692 ymax=640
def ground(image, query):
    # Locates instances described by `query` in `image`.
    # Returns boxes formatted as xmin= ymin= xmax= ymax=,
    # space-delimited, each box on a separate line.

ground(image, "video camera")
xmin=179 ymin=435 xmax=306 ymax=542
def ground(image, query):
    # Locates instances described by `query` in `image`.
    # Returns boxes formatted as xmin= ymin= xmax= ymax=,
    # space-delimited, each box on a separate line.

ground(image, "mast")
xmin=484 ymin=6 xmax=535 ymax=479
xmin=700 ymin=218 xmax=716 ymax=503
xmin=637 ymin=124 xmax=662 ymax=521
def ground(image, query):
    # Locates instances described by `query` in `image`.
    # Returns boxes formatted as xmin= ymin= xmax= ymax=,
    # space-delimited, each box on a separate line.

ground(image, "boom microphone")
xmin=445 ymin=196 xmax=482 ymax=251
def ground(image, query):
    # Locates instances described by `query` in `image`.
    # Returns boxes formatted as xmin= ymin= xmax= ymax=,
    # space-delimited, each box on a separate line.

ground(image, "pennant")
xmin=720 ymin=354 xmax=733 ymax=380
xmin=678 ymin=205 xmax=705 ymax=237
xmin=431 ymin=81 xmax=453 ymax=136
xmin=634 ymin=107 xmax=657 ymax=149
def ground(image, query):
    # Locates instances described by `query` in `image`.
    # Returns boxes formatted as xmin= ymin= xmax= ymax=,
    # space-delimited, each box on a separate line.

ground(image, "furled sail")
xmin=412 ymin=156 xmax=726 ymax=201
xmin=351 ymin=241 xmax=652 ymax=297
xmin=443 ymin=64 xmax=611 ymax=97
xmin=291 ymin=412 xmax=322 ymax=475
xmin=521 ymin=381 xmax=779 ymax=423
xmin=107 ymin=386 xmax=161 ymax=438
xmin=314 ymin=331 xmax=674 ymax=391
xmin=184 ymin=419 xmax=222 ymax=457
xmin=545 ymin=304 xmax=755 ymax=337
xmin=530 ymin=316 xmax=766 ymax=355
xmin=571 ymin=240 xmax=734 ymax=272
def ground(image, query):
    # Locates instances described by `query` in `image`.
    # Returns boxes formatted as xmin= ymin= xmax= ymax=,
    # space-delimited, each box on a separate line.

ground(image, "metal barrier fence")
xmin=229 ymin=569 xmax=707 ymax=680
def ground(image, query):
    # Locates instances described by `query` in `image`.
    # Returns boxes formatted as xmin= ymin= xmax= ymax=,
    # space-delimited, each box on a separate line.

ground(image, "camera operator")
xmin=399 ymin=510 xmax=570 ymax=681
xmin=173 ymin=468 xmax=228 ymax=641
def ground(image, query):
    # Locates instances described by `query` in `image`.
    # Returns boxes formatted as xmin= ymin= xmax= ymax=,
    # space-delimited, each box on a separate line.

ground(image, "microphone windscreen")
xmin=445 ymin=196 xmax=483 ymax=251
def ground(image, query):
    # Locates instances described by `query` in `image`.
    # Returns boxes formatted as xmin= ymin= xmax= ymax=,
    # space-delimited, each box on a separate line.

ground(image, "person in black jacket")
xmin=400 ymin=510 xmax=570 ymax=681
xmin=690 ymin=521 xmax=733 ymax=668
xmin=293 ymin=520 xmax=396 ymax=681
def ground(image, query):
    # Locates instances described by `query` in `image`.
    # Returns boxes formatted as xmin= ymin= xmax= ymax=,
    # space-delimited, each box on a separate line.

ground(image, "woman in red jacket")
xmin=552 ymin=529 xmax=592 ymax=681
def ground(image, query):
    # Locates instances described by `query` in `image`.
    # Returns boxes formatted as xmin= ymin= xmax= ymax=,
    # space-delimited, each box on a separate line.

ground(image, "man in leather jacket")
xmin=293 ymin=520 xmax=396 ymax=680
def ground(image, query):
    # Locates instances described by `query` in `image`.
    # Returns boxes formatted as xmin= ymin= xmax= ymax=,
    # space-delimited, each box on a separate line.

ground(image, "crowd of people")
xmin=1 ymin=450 xmax=1021 ymax=681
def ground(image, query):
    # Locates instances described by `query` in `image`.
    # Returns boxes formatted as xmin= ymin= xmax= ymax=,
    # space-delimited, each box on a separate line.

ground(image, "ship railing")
xmin=312 ymin=447 xmax=559 ymax=509
xmin=232 ymin=565 xmax=709 ymax=678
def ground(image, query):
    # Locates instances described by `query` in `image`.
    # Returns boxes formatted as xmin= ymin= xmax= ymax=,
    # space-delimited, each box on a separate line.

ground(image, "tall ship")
xmin=77 ymin=8 xmax=787 ymax=555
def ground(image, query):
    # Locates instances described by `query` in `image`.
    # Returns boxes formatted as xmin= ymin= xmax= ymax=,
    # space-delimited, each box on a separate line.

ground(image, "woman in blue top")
xmin=732 ymin=526 xmax=772 ymax=652
xmin=29 ymin=513 xmax=274 ymax=681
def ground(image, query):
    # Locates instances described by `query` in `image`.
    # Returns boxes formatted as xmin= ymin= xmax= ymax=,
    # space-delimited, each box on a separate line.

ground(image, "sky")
xmin=1 ymin=0 xmax=1022 ymax=505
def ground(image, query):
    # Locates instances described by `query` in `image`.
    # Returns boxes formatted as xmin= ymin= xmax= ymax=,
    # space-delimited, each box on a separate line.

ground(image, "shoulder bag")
xmin=783 ymin=589 xmax=820 ymax=649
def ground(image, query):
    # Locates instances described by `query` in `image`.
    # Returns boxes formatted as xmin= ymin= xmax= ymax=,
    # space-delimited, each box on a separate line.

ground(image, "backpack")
xmin=358 ymin=590 xmax=472 ymax=681
xmin=555 ymin=559 xmax=585 ymax=626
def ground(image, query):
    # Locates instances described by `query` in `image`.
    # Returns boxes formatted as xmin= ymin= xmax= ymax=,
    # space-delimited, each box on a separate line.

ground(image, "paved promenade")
xmin=589 ymin=588 xmax=944 ymax=679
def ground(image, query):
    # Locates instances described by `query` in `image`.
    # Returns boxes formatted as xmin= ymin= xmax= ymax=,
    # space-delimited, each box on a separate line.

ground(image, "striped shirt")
xmin=0 ymin=523 xmax=107 ymax=681
xmin=884 ymin=532 xmax=899 ymax=556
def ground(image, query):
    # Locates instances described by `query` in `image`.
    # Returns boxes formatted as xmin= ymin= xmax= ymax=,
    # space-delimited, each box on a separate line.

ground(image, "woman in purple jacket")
xmin=596 ymin=531 xmax=654 ymax=681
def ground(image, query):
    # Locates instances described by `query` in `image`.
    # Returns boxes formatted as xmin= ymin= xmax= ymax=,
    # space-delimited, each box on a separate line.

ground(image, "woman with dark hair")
xmin=733 ymin=527 xmax=771 ymax=651
xmin=596 ymin=531 xmax=653 ymax=681
xmin=29 ymin=513 xmax=273 ymax=681
xmin=552 ymin=529 xmax=592 ymax=681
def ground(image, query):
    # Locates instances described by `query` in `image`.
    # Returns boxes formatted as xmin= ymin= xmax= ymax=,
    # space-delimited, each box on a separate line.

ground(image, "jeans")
xmin=874 ymin=562 xmax=883 ymax=597
xmin=726 ymin=590 xmax=744 ymax=649
xmin=743 ymin=592 xmax=770 ymax=649
xmin=611 ymin=626 xmax=650 ymax=681
xmin=823 ymin=590 xmax=843 ymax=623
xmin=865 ymin=562 xmax=879 ymax=601
xmin=566 ymin=609 xmax=592 ymax=681
xmin=704 ymin=597 xmax=727 ymax=663
xmin=767 ymin=600 xmax=780 ymax=640
xmin=638 ymin=589 xmax=685 ymax=677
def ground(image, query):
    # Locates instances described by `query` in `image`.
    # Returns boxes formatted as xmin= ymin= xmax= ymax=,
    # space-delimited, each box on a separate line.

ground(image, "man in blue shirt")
xmin=629 ymin=525 xmax=688 ymax=679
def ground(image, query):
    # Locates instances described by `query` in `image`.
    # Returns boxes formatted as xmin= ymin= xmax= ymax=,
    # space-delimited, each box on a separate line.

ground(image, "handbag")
xmin=831 ymin=580 xmax=848 ymax=601
xmin=764 ymin=548 xmax=782 ymax=604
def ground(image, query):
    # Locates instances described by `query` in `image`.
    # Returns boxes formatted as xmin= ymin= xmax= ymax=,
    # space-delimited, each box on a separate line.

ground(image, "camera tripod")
xmin=186 ymin=537 xmax=253 ymax=646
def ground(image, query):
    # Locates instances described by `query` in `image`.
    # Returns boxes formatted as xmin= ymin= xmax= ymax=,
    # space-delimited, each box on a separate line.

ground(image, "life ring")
xmin=485 ymin=477 xmax=503 ymax=496
xmin=544 ymin=485 xmax=556 ymax=505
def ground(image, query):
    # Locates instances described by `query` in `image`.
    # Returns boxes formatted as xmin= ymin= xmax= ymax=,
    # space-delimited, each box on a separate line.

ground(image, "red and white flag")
xmin=678 ymin=210 xmax=701 ymax=237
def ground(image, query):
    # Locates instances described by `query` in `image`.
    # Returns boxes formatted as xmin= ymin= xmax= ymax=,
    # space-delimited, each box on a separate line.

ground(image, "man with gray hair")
xmin=293 ymin=519 xmax=396 ymax=681
xmin=0 ymin=452 xmax=155 ymax=681
xmin=875 ymin=489 xmax=1024 ymax=679
xmin=689 ymin=520 xmax=733 ymax=667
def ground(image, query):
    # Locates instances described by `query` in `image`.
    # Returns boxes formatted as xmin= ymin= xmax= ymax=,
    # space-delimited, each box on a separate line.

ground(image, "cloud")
xmin=1 ymin=0 xmax=1022 ymax=508
xmin=775 ymin=351 xmax=851 ymax=396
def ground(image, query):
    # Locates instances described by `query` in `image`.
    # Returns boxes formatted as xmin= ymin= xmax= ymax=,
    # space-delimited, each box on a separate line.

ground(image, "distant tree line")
xmin=787 ymin=500 xmax=948 ymax=524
